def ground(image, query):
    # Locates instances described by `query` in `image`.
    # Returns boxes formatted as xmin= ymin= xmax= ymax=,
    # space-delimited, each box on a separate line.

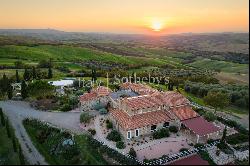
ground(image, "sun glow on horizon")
xmin=147 ymin=18 xmax=166 ymax=32
xmin=151 ymin=21 xmax=163 ymax=31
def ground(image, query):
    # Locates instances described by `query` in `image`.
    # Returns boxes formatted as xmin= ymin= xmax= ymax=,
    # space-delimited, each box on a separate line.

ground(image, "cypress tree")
xmin=221 ymin=126 xmax=227 ymax=143
xmin=19 ymin=145 xmax=25 ymax=165
xmin=48 ymin=67 xmax=53 ymax=79
xmin=7 ymin=83 xmax=13 ymax=100
xmin=5 ymin=117 xmax=11 ymax=138
xmin=21 ymin=80 xmax=28 ymax=99
xmin=12 ymin=137 xmax=17 ymax=152
xmin=16 ymin=70 xmax=20 ymax=83
xmin=23 ymin=68 xmax=29 ymax=81
xmin=32 ymin=66 xmax=36 ymax=80
xmin=91 ymin=68 xmax=97 ymax=82
xmin=0 ymin=108 xmax=5 ymax=126
xmin=2 ymin=73 xmax=8 ymax=93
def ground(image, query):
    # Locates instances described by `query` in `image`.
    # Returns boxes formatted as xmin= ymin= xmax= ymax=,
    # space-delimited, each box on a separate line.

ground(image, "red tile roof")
xmin=80 ymin=86 xmax=112 ymax=102
xmin=121 ymin=95 xmax=163 ymax=111
xmin=120 ymin=91 xmax=190 ymax=112
xmin=182 ymin=116 xmax=220 ymax=136
xmin=158 ymin=91 xmax=190 ymax=107
xmin=110 ymin=109 xmax=174 ymax=130
xmin=120 ymin=82 xmax=158 ymax=95
xmin=91 ymin=86 xmax=112 ymax=97
xmin=169 ymin=154 xmax=209 ymax=165
xmin=171 ymin=106 xmax=199 ymax=121
xmin=79 ymin=92 xmax=97 ymax=102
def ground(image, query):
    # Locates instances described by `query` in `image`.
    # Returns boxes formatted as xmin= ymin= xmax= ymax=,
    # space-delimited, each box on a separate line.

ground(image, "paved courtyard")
xmin=135 ymin=136 xmax=190 ymax=161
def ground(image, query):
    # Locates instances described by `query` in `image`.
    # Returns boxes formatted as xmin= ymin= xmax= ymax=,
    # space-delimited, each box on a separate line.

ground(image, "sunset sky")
xmin=0 ymin=0 xmax=249 ymax=34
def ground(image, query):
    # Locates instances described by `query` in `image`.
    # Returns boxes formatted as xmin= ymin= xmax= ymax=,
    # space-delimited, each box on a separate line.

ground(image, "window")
xmin=127 ymin=131 xmax=131 ymax=139
xmin=135 ymin=129 xmax=140 ymax=137
xmin=151 ymin=125 xmax=157 ymax=131
xmin=163 ymin=122 xmax=170 ymax=128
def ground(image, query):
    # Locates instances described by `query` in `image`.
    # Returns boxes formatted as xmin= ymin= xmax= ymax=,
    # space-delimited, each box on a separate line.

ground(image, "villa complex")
xmin=80 ymin=82 xmax=221 ymax=143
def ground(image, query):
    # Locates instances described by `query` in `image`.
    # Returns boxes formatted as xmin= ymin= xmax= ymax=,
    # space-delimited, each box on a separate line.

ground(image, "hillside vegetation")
xmin=0 ymin=45 xmax=167 ymax=67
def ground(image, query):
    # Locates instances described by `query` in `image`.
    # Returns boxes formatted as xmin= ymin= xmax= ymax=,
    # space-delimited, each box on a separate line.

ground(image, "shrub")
xmin=36 ymin=129 xmax=50 ymax=144
xmin=61 ymin=144 xmax=81 ymax=160
xmin=60 ymin=104 xmax=72 ymax=112
xmin=198 ymin=151 xmax=216 ymax=165
xmin=99 ymin=108 xmax=107 ymax=115
xmin=116 ymin=141 xmax=125 ymax=149
xmin=106 ymin=120 xmax=113 ymax=129
xmin=128 ymin=148 xmax=137 ymax=158
xmin=106 ymin=130 xmax=122 ymax=142
xmin=217 ymin=142 xmax=233 ymax=154
xmin=80 ymin=113 xmax=93 ymax=124
xmin=204 ymin=112 xmax=216 ymax=122
xmin=88 ymin=129 xmax=96 ymax=135
xmin=226 ymin=133 xmax=249 ymax=145
xmin=207 ymin=139 xmax=217 ymax=144
xmin=179 ymin=148 xmax=188 ymax=152
xmin=169 ymin=126 xmax=178 ymax=133
xmin=194 ymin=143 xmax=204 ymax=148
xmin=153 ymin=128 xmax=170 ymax=139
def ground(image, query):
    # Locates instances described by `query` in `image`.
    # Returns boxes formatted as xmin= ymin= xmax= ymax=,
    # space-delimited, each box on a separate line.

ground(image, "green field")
xmin=189 ymin=58 xmax=249 ymax=74
xmin=0 ymin=45 xmax=169 ymax=67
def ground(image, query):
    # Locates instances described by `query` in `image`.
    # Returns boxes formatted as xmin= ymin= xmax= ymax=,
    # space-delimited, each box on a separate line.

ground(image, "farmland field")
xmin=188 ymin=58 xmax=249 ymax=74
xmin=0 ymin=45 xmax=169 ymax=67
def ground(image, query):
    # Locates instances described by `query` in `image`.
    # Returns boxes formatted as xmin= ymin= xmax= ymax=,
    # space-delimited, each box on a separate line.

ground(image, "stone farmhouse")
xmin=79 ymin=86 xmax=112 ymax=110
xmin=79 ymin=82 xmax=221 ymax=143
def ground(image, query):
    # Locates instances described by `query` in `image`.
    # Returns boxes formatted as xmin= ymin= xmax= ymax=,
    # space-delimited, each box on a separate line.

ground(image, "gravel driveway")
xmin=0 ymin=100 xmax=83 ymax=165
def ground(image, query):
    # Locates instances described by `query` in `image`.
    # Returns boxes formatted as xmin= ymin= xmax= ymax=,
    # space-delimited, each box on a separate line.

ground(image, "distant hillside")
xmin=0 ymin=29 xmax=248 ymax=65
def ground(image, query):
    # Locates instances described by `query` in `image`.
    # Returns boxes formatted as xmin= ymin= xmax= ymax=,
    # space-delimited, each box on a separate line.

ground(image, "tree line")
xmin=184 ymin=81 xmax=249 ymax=109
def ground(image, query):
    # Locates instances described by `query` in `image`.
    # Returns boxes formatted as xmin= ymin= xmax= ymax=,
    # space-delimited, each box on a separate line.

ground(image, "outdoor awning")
xmin=182 ymin=116 xmax=220 ymax=136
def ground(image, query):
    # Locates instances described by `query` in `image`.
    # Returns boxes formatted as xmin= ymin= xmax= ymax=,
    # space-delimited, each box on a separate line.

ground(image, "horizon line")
xmin=0 ymin=28 xmax=249 ymax=36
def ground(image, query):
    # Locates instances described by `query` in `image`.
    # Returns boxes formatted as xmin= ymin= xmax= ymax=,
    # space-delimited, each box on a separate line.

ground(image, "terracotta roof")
xmin=171 ymin=106 xmax=199 ymax=121
xmin=120 ymin=82 xmax=158 ymax=95
xmin=110 ymin=109 xmax=174 ymax=130
xmin=121 ymin=95 xmax=164 ymax=111
xmin=182 ymin=116 xmax=220 ymax=136
xmin=120 ymin=91 xmax=190 ymax=112
xmin=79 ymin=92 xmax=97 ymax=102
xmin=169 ymin=154 xmax=209 ymax=165
xmin=80 ymin=86 xmax=112 ymax=102
xmin=157 ymin=91 xmax=190 ymax=107
xmin=91 ymin=86 xmax=112 ymax=97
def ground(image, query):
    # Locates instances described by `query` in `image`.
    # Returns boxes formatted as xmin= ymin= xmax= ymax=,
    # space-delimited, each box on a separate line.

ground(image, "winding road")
xmin=0 ymin=100 xmax=83 ymax=165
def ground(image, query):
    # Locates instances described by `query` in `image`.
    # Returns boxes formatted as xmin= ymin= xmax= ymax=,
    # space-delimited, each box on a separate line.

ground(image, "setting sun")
xmin=151 ymin=21 xmax=163 ymax=31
